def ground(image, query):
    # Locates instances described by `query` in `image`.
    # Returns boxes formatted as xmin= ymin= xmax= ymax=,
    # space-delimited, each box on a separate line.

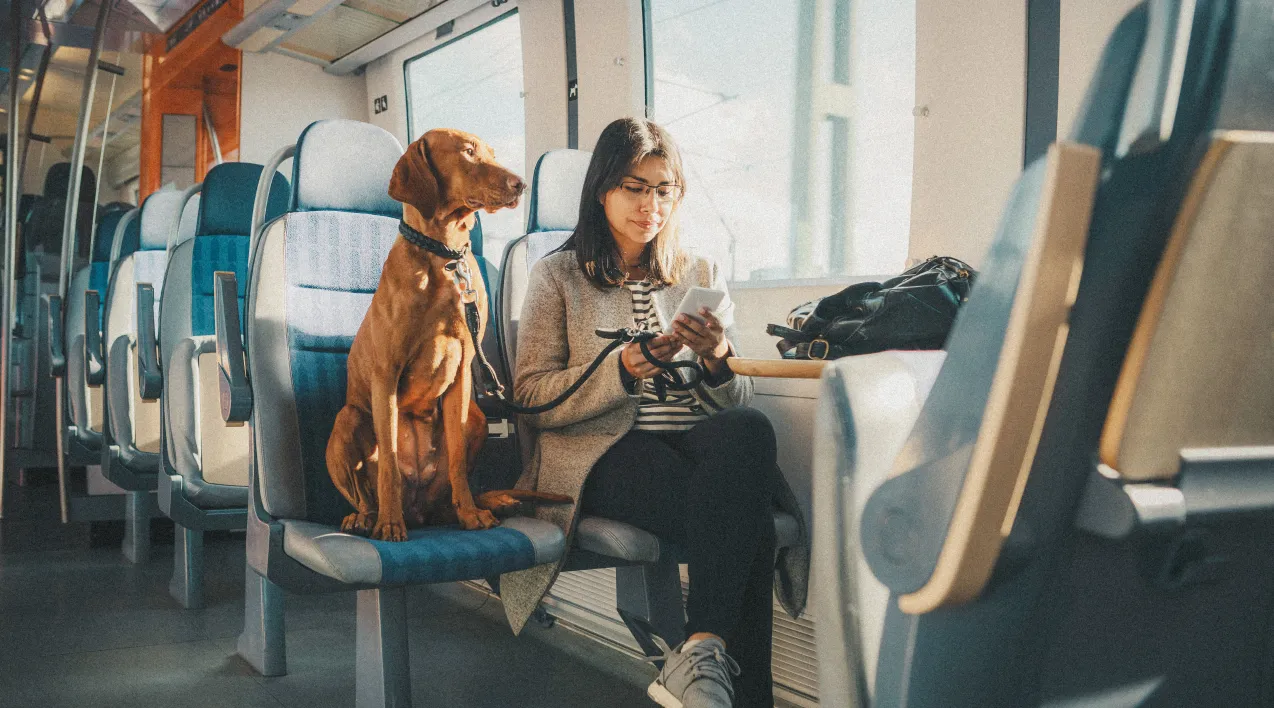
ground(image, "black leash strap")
xmin=399 ymin=221 xmax=705 ymax=417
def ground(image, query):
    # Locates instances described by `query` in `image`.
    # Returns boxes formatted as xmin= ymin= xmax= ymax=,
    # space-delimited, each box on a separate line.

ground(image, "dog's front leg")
xmin=371 ymin=376 xmax=408 ymax=541
xmin=442 ymin=361 xmax=497 ymax=530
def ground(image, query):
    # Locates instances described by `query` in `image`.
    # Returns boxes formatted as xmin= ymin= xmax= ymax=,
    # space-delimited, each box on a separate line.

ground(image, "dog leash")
xmin=398 ymin=221 xmax=704 ymax=415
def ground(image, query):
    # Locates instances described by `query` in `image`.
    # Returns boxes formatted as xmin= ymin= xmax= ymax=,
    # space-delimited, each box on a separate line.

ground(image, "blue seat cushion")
xmin=191 ymin=234 xmax=249 ymax=335
xmin=280 ymin=516 xmax=565 ymax=586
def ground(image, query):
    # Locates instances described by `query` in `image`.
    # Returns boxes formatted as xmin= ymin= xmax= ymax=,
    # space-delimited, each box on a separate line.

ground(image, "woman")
xmin=497 ymin=118 xmax=807 ymax=708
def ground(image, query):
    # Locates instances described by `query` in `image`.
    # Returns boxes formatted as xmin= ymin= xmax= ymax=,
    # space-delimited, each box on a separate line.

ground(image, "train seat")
xmin=496 ymin=148 xmax=805 ymax=658
xmin=61 ymin=204 xmax=136 ymax=457
xmin=813 ymin=0 xmax=1274 ymax=705
xmin=100 ymin=186 xmax=191 ymax=562
xmin=215 ymin=119 xmax=565 ymax=704
xmin=8 ymin=164 xmax=96 ymax=458
xmin=153 ymin=162 xmax=289 ymax=609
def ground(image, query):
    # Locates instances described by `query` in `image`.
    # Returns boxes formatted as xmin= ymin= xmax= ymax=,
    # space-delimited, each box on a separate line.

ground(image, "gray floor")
xmin=0 ymin=477 xmax=656 ymax=708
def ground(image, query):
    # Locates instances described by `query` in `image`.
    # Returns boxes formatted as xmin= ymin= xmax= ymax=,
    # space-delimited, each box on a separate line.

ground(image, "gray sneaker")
xmin=647 ymin=637 xmax=741 ymax=708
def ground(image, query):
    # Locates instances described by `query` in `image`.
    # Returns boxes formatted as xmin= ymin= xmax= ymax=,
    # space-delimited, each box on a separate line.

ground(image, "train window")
xmin=404 ymin=10 xmax=526 ymax=260
xmin=647 ymin=0 xmax=915 ymax=281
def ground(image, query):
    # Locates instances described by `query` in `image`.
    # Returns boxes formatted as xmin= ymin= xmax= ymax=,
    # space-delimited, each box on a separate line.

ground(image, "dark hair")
xmin=562 ymin=118 xmax=688 ymax=288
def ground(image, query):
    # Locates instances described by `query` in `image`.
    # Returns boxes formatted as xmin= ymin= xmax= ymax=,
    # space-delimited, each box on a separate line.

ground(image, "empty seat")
xmin=814 ymin=1 xmax=1274 ymax=705
xmin=100 ymin=186 xmax=190 ymax=563
xmin=156 ymin=162 xmax=288 ymax=609
xmin=216 ymin=120 xmax=565 ymax=705
xmin=494 ymin=149 xmax=807 ymax=657
xmin=63 ymin=204 xmax=138 ymax=457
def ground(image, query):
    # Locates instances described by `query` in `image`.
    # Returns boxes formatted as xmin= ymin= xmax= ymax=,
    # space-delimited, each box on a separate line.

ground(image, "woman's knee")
xmin=696 ymin=407 xmax=776 ymax=460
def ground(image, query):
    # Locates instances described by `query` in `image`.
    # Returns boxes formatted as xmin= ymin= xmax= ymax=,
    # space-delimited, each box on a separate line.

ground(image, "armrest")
xmin=136 ymin=283 xmax=163 ymax=401
xmin=85 ymin=290 xmax=105 ymax=387
xmin=214 ymin=271 xmax=252 ymax=424
xmin=46 ymin=295 xmax=65 ymax=377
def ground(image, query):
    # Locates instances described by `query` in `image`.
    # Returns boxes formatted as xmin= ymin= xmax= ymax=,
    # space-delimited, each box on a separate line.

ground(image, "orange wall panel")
xmin=140 ymin=0 xmax=243 ymax=199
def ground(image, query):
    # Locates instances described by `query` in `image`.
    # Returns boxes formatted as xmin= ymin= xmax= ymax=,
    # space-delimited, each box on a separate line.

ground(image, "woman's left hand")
xmin=671 ymin=308 xmax=730 ymax=363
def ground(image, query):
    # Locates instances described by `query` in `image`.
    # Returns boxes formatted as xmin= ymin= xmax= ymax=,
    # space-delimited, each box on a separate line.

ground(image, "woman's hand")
xmin=671 ymin=308 xmax=730 ymax=363
xmin=621 ymin=334 xmax=685 ymax=378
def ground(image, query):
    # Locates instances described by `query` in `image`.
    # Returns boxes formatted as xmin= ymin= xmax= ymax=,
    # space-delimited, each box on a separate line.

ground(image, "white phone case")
xmin=675 ymin=287 xmax=727 ymax=323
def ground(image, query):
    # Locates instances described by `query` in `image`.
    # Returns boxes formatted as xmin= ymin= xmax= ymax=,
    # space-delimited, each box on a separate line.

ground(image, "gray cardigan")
xmin=498 ymin=250 xmax=809 ymax=635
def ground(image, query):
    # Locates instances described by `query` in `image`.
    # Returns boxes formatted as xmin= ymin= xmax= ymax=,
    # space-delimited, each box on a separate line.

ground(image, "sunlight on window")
xmin=649 ymin=0 xmax=915 ymax=282
xmin=405 ymin=11 xmax=526 ymax=262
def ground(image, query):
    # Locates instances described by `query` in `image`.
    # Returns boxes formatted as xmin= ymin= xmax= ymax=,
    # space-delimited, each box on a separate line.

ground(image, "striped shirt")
xmin=624 ymin=280 xmax=710 ymax=433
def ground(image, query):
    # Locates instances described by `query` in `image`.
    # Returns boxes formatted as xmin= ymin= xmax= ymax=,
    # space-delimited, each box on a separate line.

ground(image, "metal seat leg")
xmin=355 ymin=587 xmax=411 ymax=708
xmin=169 ymin=525 xmax=204 ymax=609
xmin=121 ymin=490 xmax=150 ymax=563
xmin=616 ymin=558 xmax=686 ymax=658
xmin=237 ymin=560 xmax=287 ymax=676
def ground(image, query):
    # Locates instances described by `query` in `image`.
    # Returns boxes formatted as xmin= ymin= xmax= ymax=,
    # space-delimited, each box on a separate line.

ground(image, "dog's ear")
xmin=389 ymin=137 xmax=440 ymax=220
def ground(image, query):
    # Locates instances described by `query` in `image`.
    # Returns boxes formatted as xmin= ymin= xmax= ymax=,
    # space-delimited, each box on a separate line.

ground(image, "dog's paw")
xmin=341 ymin=512 xmax=377 ymax=536
xmin=457 ymin=506 xmax=499 ymax=531
xmin=372 ymin=519 xmax=409 ymax=542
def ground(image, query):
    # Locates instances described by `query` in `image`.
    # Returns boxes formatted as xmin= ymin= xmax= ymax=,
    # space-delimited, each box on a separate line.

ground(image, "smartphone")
xmin=674 ymin=286 xmax=727 ymax=324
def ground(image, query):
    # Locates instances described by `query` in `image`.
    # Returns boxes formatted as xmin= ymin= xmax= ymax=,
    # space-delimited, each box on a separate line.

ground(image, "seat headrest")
xmin=290 ymin=120 xmax=403 ymax=218
xmin=139 ymin=189 xmax=187 ymax=251
xmin=177 ymin=194 xmax=201 ymax=246
xmin=197 ymin=162 xmax=290 ymax=237
xmin=118 ymin=210 xmax=141 ymax=260
xmin=43 ymin=163 xmax=96 ymax=201
xmin=526 ymin=149 xmax=593 ymax=233
xmin=93 ymin=207 xmax=131 ymax=262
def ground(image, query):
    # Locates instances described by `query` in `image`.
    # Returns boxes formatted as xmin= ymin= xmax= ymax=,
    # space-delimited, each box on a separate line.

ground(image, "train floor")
xmin=0 ymin=474 xmax=656 ymax=708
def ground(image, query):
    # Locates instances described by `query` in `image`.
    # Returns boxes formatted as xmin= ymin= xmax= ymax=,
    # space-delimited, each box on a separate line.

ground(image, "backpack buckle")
xmin=808 ymin=338 xmax=831 ymax=360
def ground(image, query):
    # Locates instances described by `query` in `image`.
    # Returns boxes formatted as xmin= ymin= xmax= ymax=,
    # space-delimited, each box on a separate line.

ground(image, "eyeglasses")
xmin=617 ymin=180 xmax=683 ymax=203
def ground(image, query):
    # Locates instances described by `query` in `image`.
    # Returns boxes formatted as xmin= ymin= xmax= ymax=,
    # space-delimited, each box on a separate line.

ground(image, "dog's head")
xmin=389 ymin=128 xmax=525 ymax=225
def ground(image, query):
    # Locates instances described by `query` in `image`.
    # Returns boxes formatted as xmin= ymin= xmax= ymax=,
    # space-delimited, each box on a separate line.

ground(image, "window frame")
xmin=402 ymin=6 xmax=522 ymax=143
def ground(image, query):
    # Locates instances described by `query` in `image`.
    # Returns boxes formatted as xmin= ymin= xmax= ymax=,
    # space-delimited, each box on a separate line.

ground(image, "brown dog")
xmin=326 ymin=128 xmax=568 ymax=541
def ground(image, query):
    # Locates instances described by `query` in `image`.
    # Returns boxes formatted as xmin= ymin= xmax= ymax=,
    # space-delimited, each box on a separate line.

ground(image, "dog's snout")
xmin=508 ymin=176 xmax=525 ymax=194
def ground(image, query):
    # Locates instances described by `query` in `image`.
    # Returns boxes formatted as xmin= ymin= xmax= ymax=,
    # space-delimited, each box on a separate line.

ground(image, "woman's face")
xmin=601 ymin=156 xmax=681 ymax=258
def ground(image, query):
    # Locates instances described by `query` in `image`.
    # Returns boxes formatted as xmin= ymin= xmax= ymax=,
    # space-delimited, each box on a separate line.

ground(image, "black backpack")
xmin=766 ymin=256 xmax=976 ymax=360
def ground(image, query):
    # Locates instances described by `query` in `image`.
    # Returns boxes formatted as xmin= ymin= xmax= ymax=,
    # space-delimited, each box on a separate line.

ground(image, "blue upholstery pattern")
xmin=191 ymin=236 xmax=248 ymax=335
xmin=189 ymin=163 xmax=288 ymax=336
xmin=370 ymin=526 xmax=536 ymax=585
xmin=285 ymin=210 xmax=399 ymax=525
xmin=291 ymin=120 xmax=403 ymax=218
xmin=117 ymin=215 xmax=142 ymax=260
xmin=199 ymin=163 xmax=290 ymax=237
xmin=93 ymin=208 xmax=129 ymax=263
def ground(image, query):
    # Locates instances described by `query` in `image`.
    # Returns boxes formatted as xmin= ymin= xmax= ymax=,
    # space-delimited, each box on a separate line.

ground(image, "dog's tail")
xmin=476 ymin=489 xmax=573 ymax=516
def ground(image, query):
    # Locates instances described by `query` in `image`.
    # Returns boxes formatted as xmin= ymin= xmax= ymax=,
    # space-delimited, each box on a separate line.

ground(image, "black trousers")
xmin=582 ymin=407 xmax=779 ymax=708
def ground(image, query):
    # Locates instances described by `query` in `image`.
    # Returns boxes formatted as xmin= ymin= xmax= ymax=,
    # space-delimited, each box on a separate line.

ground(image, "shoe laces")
xmin=651 ymin=636 xmax=742 ymax=696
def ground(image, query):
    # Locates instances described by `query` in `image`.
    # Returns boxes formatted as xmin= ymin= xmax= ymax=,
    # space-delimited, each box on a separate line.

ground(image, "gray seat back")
xmin=496 ymin=149 xmax=592 ymax=375
xmin=247 ymin=119 xmax=403 ymax=524
xmin=162 ymin=163 xmax=289 ymax=494
xmin=103 ymin=188 xmax=184 ymax=452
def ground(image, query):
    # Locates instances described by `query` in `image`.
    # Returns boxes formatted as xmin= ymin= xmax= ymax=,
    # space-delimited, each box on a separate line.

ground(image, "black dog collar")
xmin=398 ymin=220 xmax=469 ymax=261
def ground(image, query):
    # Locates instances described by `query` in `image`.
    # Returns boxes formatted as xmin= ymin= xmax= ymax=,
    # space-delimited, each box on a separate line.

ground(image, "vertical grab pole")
xmin=1 ymin=0 xmax=26 ymax=519
xmin=53 ymin=0 xmax=113 ymax=523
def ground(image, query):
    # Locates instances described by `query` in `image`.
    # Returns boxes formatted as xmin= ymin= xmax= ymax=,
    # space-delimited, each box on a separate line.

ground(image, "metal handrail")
xmin=251 ymin=144 xmax=295 ymax=250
